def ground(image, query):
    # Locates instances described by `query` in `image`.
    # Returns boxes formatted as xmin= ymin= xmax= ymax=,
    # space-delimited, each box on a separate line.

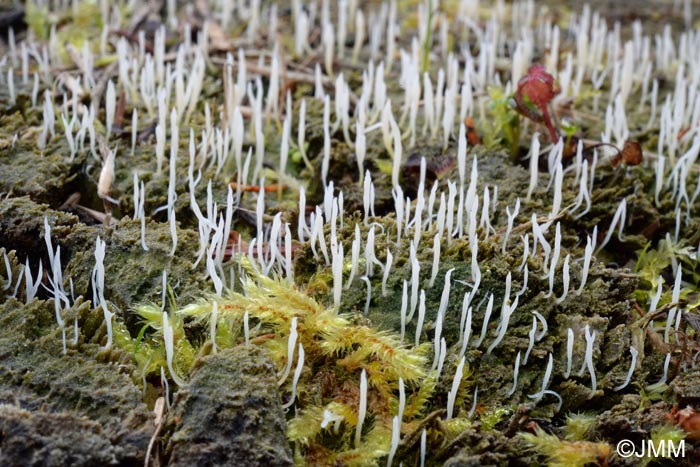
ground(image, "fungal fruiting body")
xmin=4 ymin=1 xmax=699 ymax=466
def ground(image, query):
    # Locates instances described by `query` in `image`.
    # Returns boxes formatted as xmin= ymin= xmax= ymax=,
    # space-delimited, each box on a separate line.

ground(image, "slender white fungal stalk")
xmin=596 ymin=198 xmax=627 ymax=253
xmin=413 ymin=179 xmax=425 ymax=246
xmin=565 ymin=328 xmax=574 ymax=378
xmin=91 ymin=236 xmax=114 ymax=349
xmin=456 ymin=123 xmax=467 ymax=236
xmin=162 ymin=311 xmax=186 ymax=386
xmin=396 ymin=194 xmax=408 ymax=239
xmin=363 ymin=171 xmax=372 ymax=224
xmin=393 ymin=186 xmax=404 ymax=242
xmin=346 ymin=224 xmax=361 ymax=289
xmin=282 ymin=343 xmax=305 ymax=410
xmin=546 ymin=140 xmax=564 ymax=190
xmin=546 ymin=223 xmax=562 ymax=297
xmin=588 ymin=149 xmax=599 ymax=193
xmin=390 ymin=108 xmax=402 ymax=189
xmin=469 ymin=220 xmax=481 ymax=292
xmin=515 ymin=264 xmax=529 ymax=298
xmin=432 ymin=285 xmax=447 ymax=368
xmin=458 ymin=290 xmax=472 ymax=346
xmin=43 ymin=217 xmax=55 ymax=271
xmin=427 ymin=233 xmax=442 ymax=290
xmin=244 ymin=311 xmax=250 ymax=347
xmin=356 ymin=114 xmax=366 ymax=182
xmin=523 ymin=316 xmax=537 ymax=365
xmin=655 ymin=156 xmax=666 ymax=206
xmin=38 ymin=90 xmax=55 ymax=150
xmin=665 ymin=267 xmax=682 ymax=343
xmin=518 ymin=234 xmax=530 ymax=272
xmin=62 ymin=114 xmax=76 ymax=161
xmin=459 ymin=303 xmax=473 ymax=357
xmin=465 ymin=156 xmax=478 ymax=229
xmin=206 ymin=252 xmax=224 ymax=296
xmin=3 ymin=250 xmax=12 ymax=291
xmin=322 ymin=94 xmax=331 ymax=186
xmin=649 ymin=276 xmax=663 ymax=313
xmin=408 ymin=243 xmax=420 ymax=320
xmin=219 ymin=185 xmax=235 ymax=269
xmin=415 ymin=289 xmax=426 ymax=346
xmin=526 ymin=133 xmax=541 ymax=201
xmin=507 ymin=351 xmax=522 ymax=396
xmin=160 ymin=367 xmax=170 ymax=408
xmin=436 ymin=338 xmax=447 ymax=380
xmin=579 ymin=325 xmax=598 ymax=395
xmin=550 ymin=162 xmax=563 ymax=219
xmin=255 ymin=184 xmax=265 ymax=262
xmin=387 ymin=415 xmax=400 ymax=467
xmin=400 ymin=280 xmax=408 ymax=340
xmin=614 ymin=346 xmax=638 ymax=391
xmin=364 ymin=225 xmax=383 ymax=277
xmin=447 ymin=356 xmax=466 ymax=420
xmin=528 ymin=353 xmax=554 ymax=401
xmin=131 ymin=109 xmax=138 ymax=155
xmin=311 ymin=207 xmax=330 ymax=265
xmin=361 ymin=276 xmax=372 ymax=316
xmin=467 ymin=386 xmax=478 ymax=419
xmin=420 ymin=429 xmax=427 ymax=467
xmin=424 ymin=188 xmax=438 ymax=230
xmin=48 ymin=248 xmax=68 ymax=354
xmin=136 ymin=180 xmax=148 ymax=250
xmin=503 ymin=198 xmax=520 ymax=253
xmin=355 ymin=369 xmax=367 ymax=447
xmin=573 ymin=160 xmax=591 ymax=219
xmin=382 ymin=249 xmax=393 ymax=296
xmin=475 ymin=294 xmax=494 ymax=349
xmin=105 ymin=80 xmax=115 ymax=138
xmin=332 ymin=243 xmax=344 ymax=308
xmin=437 ymin=268 xmax=454 ymax=323
xmin=487 ymin=276 xmax=517 ymax=354
xmin=435 ymin=192 xmax=447 ymax=238
xmin=278 ymin=317 xmax=298 ymax=386
xmin=531 ymin=214 xmax=551 ymax=272
xmin=337 ymin=188 xmax=346 ymax=226
xmin=280 ymin=113 xmax=290 ymax=180
xmin=352 ymin=9 xmax=365 ymax=65
xmin=576 ymin=235 xmax=594 ymax=295
xmin=398 ymin=376 xmax=405 ymax=424
xmin=322 ymin=16 xmax=335 ymax=76
xmin=210 ymin=302 xmax=218 ymax=353
xmin=479 ymin=186 xmax=495 ymax=237
xmin=555 ymin=254 xmax=571 ymax=304
xmin=7 ymin=68 xmax=15 ymax=106
xmin=297 ymin=188 xmax=309 ymax=242
xmin=132 ymin=173 xmax=140 ymax=219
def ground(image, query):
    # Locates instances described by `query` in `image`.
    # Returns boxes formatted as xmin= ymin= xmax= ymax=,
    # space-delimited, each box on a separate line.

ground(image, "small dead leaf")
xmin=465 ymin=116 xmax=481 ymax=146
xmin=621 ymin=140 xmax=643 ymax=166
